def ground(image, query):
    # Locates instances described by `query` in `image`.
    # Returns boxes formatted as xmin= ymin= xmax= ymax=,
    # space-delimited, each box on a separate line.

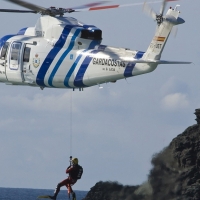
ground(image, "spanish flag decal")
xmin=154 ymin=37 xmax=166 ymax=42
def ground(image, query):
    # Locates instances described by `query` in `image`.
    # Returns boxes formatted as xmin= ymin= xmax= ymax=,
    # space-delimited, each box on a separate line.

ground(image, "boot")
xmin=72 ymin=192 xmax=76 ymax=200
xmin=48 ymin=196 xmax=56 ymax=200
xmin=50 ymin=184 xmax=60 ymax=200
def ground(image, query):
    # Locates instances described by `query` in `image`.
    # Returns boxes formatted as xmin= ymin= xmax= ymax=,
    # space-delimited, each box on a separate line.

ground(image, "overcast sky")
xmin=0 ymin=0 xmax=199 ymax=192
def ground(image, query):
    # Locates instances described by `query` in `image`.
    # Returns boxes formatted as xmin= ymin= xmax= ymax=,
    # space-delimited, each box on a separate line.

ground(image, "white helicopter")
xmin=0 ymin=0 xmax=191 ymax=90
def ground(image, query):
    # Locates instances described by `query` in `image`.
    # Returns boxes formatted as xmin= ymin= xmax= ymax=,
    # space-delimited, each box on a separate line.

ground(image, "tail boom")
xmin=143 ymin=6 xmax=184 ymax=61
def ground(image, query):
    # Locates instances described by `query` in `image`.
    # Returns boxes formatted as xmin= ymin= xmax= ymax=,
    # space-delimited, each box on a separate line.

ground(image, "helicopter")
xmin=0 ymin=0 xmax=191 ymax=91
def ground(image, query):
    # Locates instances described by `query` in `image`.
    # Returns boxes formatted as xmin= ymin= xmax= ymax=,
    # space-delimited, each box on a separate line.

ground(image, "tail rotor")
xmin=143 ymin=0 xmax=178 ymax=26
xmin=143 ymin=2 xmax=157 ymax=20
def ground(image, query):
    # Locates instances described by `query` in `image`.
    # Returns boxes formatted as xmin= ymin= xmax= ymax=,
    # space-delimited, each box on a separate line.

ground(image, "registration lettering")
xmin=150 ymin=43 xmax=162 ymax=49
xmin=93 ymin=58 xmax=126 ymax=68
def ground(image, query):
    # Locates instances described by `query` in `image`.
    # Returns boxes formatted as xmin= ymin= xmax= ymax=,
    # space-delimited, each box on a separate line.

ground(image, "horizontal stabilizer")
xmin=131 ymin=59 xmax=192 ymax=65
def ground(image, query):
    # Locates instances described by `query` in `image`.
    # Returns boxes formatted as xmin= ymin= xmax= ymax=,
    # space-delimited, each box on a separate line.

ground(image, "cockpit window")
xmin=0 ymin=42 xmax=9 ymax=60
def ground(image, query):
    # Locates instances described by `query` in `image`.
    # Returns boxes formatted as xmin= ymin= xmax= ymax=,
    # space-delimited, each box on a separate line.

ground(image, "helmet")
xmin=72 ymin=158 xmax=78 ymax=165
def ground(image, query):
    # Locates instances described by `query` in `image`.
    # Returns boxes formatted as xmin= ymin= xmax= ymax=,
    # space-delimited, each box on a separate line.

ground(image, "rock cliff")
xmin=83 ymin=109 xmax=200 ymax=200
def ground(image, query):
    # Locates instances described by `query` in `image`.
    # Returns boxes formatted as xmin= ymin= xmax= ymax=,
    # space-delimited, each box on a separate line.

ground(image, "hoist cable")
xmin=70 ymin=90 xmax=73 ymax=157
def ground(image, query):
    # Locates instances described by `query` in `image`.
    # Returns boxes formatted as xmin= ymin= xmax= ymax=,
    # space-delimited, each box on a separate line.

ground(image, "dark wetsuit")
xmin=54 ymin=164 xmax=80 ymax=196
xmin=59 ymin=165 xmax=79 ymax=187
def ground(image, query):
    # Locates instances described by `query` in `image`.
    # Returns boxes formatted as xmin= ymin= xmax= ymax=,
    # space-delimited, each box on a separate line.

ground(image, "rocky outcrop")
xmin=149 ymin=123 xmax=200 ymax=200
xmin=83 ymin=181 xmax=141 ymax=200
xmin=83 ymin=109 xmax=200 ymax=200
xmin=194 ymin=109 xmax=200 ymax=124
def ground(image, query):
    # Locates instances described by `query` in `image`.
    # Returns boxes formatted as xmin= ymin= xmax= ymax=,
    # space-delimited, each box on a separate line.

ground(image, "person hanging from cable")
xmin=49 ymin=157 xmax=83 ymax=200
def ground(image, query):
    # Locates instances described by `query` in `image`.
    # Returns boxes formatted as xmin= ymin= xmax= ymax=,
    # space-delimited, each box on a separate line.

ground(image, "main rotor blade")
xmin=74 ymin=1 xmax=162 ymax=12
xmin=0 ymin=8 xmax=36 ymax=13
xmin=69 ymin=1 xmax=110 ymax=10
xmin=3 ymin=0 xmax=47 ymax=13
xmin=160 ymin=0 xmax=178 ymax=15
xmin=143 ymin=2 xmax=157 ymax=20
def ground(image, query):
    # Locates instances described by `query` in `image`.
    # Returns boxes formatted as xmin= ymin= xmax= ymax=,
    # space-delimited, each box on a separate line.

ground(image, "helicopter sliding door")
xmin=21 ymin=44 xmax=34 ymax=84
xmin=6 ymin=41 xmax=23 ymax=84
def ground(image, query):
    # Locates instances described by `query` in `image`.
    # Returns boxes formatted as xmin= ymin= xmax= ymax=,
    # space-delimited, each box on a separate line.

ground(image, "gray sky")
xmin=0 ymin=0 xmax=199 ymax=191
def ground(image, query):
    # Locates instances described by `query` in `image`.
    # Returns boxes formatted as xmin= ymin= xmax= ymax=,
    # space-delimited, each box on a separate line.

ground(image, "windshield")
xmin=0 ymin=35 xmax=15 ymax=49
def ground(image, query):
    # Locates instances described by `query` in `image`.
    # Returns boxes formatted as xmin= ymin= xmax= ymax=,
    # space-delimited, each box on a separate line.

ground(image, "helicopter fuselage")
xmin=0 ymin=15 xmax=156 ymax=89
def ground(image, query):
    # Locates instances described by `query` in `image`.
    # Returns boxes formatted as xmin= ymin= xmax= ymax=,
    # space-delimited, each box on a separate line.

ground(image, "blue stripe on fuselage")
xmin=63 ymin=40 xmax=101 ymax=88
xmin=124 ymin=62 xmax=136 ymax=77
xmin=64 ymin=50 xmax=87 ymax=88
xmin=74 ymin=50 xmax=99 ymax=87
xmin=48 ymin=28 xmax=82 ymax=87
xmin=0 ymin=28 xmax=28 ymax=49
xmin=36 ymin=25 xmax=79 ymax=87
xmin=135 ymin=51 xmax=145 ymax=59
xmin=124 ymin=51 xmax=145 ymax=77
xmin=83 ymin=25 xmax=98 ymax=30
xmin=17 ymin=27 xmax=28 ymax=35
xmin=0 ymin=35 xmax=15 ymax=49
xmin=88 ymin=40 xmax=101 ymax=49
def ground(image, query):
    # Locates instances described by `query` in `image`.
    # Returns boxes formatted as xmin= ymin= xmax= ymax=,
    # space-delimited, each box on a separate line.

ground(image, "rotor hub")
xmin=45 ymin=7 xmax=66 ymax=16
xmin=156 ymin=14 xmax=163 ymax=26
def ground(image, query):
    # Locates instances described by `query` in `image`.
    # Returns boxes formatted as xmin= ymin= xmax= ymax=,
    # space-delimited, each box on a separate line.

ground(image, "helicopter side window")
xmin=81 ymin=29 xmax=102 ymax=40
xmin=0 ymin=42 xmax=10 ymax=60
xmin=23 ymin=47 xmax=31 ymax=62
xmin=10 ymin=42 xmax=21 ymax=61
